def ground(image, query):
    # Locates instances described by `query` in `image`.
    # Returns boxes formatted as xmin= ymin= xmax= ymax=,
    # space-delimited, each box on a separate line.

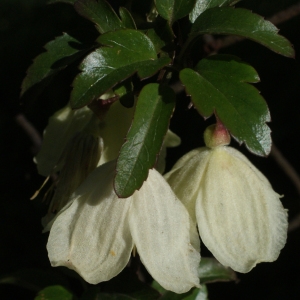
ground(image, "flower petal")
xmin=156 ymin=130 xmax=181 ymax=174
xmin=164 ymin=148 xmax=211 ymax=222
xmin=47 ymin=161 xmax=134 ymax=284
xmin=129 ymin=169 xmax=200 ymax=293
xmin=196 ymin=147 xmax=288 ymax=273
xmin=98 ymin=101 xmax=135 ymax=165
xmin=35 ymin=105 xmax=93 ymax=176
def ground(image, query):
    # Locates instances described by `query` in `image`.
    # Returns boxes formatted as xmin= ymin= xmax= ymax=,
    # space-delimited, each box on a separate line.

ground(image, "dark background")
xmin=1 ymin=0 xmax=300 ymax=299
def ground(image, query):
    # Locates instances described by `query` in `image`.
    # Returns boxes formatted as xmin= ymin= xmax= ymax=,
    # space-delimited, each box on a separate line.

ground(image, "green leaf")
xmin=74 ymin=0 xmax=124 ymax=34
xmin=189 ymin=0 xmax=239 ymax=23
xmin=70 ymin=30 xmax=171 ymax=108
xmin=180 ymin=55 xmax=271 ymax=156
xmin=119 ymin=7 xmax=137 ymax=29
xmin=113 ymin=80 xmax=135 ymax=108
xmin=146 ymin=18 xmax=174 ymax=54
xmin=155 ymin=0 xmax=197 ymax=23
xmin=114 ymin=83 xmax=175 ymax=198
xmin=199 ymin=257 xmax=237 ymax=284
xmin=35 ymin=285 xmax=73 ymax=300
xmin=191 ymin=7 xmax=294 ymax=57
xmin=21 ymin=33 xmax=88 ymax=97
xmin=159 ymin=286 xmax=208 ymax=300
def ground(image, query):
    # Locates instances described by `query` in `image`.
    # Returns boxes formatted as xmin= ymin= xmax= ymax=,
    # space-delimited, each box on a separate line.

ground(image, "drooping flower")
xmin=164 ymin=123 xmax=288 ymax=273
xmin=46 ymin=160 xmax=200 ymax=293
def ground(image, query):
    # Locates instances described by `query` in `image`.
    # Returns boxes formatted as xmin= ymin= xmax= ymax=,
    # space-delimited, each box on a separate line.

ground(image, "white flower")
xmin=46 ymin=161 xmax=200 ymax=293
xmin=164 ymin=125 xmax=288 ymax=273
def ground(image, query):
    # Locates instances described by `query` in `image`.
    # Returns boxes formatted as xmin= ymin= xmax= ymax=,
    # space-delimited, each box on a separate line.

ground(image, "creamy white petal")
xmin=35 ymin=105 xmax=93 ymax=176
xmin=47 ymin=161 xmax=134 ymax=284
xmin=98 ymin=101 xmax=135 ymax=165
xmin=129 ymin=169 xmax=200 ymax=293
xmin=196 ymin=147 xmax=288 ymax=273
xmin=164 ymin=148 xmax=212 ymax=221
xmin=156 ymin=130 xmax=181 ymax=174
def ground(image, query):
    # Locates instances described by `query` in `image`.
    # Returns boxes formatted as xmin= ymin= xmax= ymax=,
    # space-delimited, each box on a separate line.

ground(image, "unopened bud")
xmin=204 ymin=123 xmax=231 ymax=148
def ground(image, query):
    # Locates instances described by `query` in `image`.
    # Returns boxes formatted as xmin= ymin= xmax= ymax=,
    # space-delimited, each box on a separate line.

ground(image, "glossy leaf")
xmin=189 ymin=0 xmax=239 ymax=22
xmin=21 ymin=33 xmax=88 ymax=97
xmin=113 ymin=80 xmax=135 ymax=108
xmin=114 ymin=83 xmax=175 ymax=198
xmin=155 ymin=0 xmax=196 ymax=23
xmin=180 ymin=55 xmax=271 ymax=156
xmin=35 ymin=285 xmax=73 ymax=300
xmin=70 ymin=30 xmax=170 ymax=108
xmin=191 ymin=7 xmax=294 ymax=57
xmin=74 ymin=0 xmax=124 ymax=34
xmin=199 ymin=258 xmax=237 ymax=284
xmin=119 ymin=7 xmax=137 ymax=29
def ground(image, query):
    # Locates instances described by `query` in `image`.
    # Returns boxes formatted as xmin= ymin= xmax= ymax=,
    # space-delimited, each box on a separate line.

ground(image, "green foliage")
xmin=70 ymin=29 xmax=170 ymax=108
xmin=115 ymin=83 xmax=175 ymax=197
xmin=180 ymin=55 xmax=271 ymax=156
xmin=155 ymin=0 xmax=196 ymax=23
xmin=21 ymin=33 xmax=89 ymax=97
xmin=23 ymin=0 xmax=294 ymax=196
xmin=74 ymin=0 xmax=124 ymax=34
xmin=35 ymin=285 xmax=74 ymax=300
xmin=191 ymin=7 xmax=295 ymax=57
xmin=199 ymin=257 xmax=237 ymax=283
xmin=189 ymin=0 xmax=240 ymax=22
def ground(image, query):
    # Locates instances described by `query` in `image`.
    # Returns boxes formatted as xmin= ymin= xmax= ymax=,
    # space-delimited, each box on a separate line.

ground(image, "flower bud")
xmin=204 ymin=123 xmax=231 ymax=148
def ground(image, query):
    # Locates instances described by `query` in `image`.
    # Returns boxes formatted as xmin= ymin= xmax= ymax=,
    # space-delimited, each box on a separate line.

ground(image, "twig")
xmin=271 ymin=144 xmax=300 ymax=196
xmin=271 ymin=144 xmax=300 ymax=232
xmin=15 ymin=113 xmax=42 ymax=154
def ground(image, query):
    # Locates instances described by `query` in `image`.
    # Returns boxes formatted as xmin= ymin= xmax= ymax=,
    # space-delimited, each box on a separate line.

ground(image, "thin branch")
xmin=15 ymin=113 xmax=42 ymax=154
xmin=271 ymin=144 xmax=300 ymax=196
xmin=271 ymin=144 xmax=300 ymax=232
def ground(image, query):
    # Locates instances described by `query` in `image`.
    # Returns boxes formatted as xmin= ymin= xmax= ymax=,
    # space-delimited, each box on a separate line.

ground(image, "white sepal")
xmin=196 ymin=147 xmax=288 ymax=273
xmin=35 ymin=105 xmax=93 ymax=176
xmin=129 ymin=169 xmax=200 ymax=293
xmin=47 ymin=162 xmax=133 ymax=284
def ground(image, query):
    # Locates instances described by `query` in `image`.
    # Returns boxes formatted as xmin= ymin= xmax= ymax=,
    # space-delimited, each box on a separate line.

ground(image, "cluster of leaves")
xmin=21 ymin=0 xmax=294 ymax=198
xmin=0 ymin=258 xmax=236 ymax=299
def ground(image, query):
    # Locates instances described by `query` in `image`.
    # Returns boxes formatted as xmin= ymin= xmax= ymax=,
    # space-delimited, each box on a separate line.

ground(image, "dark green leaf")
xmin=151 ymin=280 xmax=167 ymax=295
xmin=189 ymin=0 xmax=239 ymax=22
xmin=146 ymin=18 xmax=174 ymax=54
xmin=35 ymin=285 xmax=73 ymax=300
xmin=155 ymin=0 xmax=197 ymax=23
xmin=119 ymin=7 xmax=137 ymax=29
xmin=113 ymin=80 xmax=135 ymax=108
xmin=114 ymin=83 xmax=175 ymax=198
xmin=21 ymin=33 xmax=88 ymax=97
xmin=48 ymin=0 xmax=76 ymax=4
xmin=70 ymin=30 xmax=170 ymax=108
xmin=160 ymin=286 xmax=208 ymax=300
xmin=74 ymin=0 xmax=124 ymax=34
xmin=191 ymin=7 xmax=294 ymax=57
xmin=180 ymin=55 xmax=271 ymax=156
xmin=199 ymin=258 xmax=237 ymax=284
